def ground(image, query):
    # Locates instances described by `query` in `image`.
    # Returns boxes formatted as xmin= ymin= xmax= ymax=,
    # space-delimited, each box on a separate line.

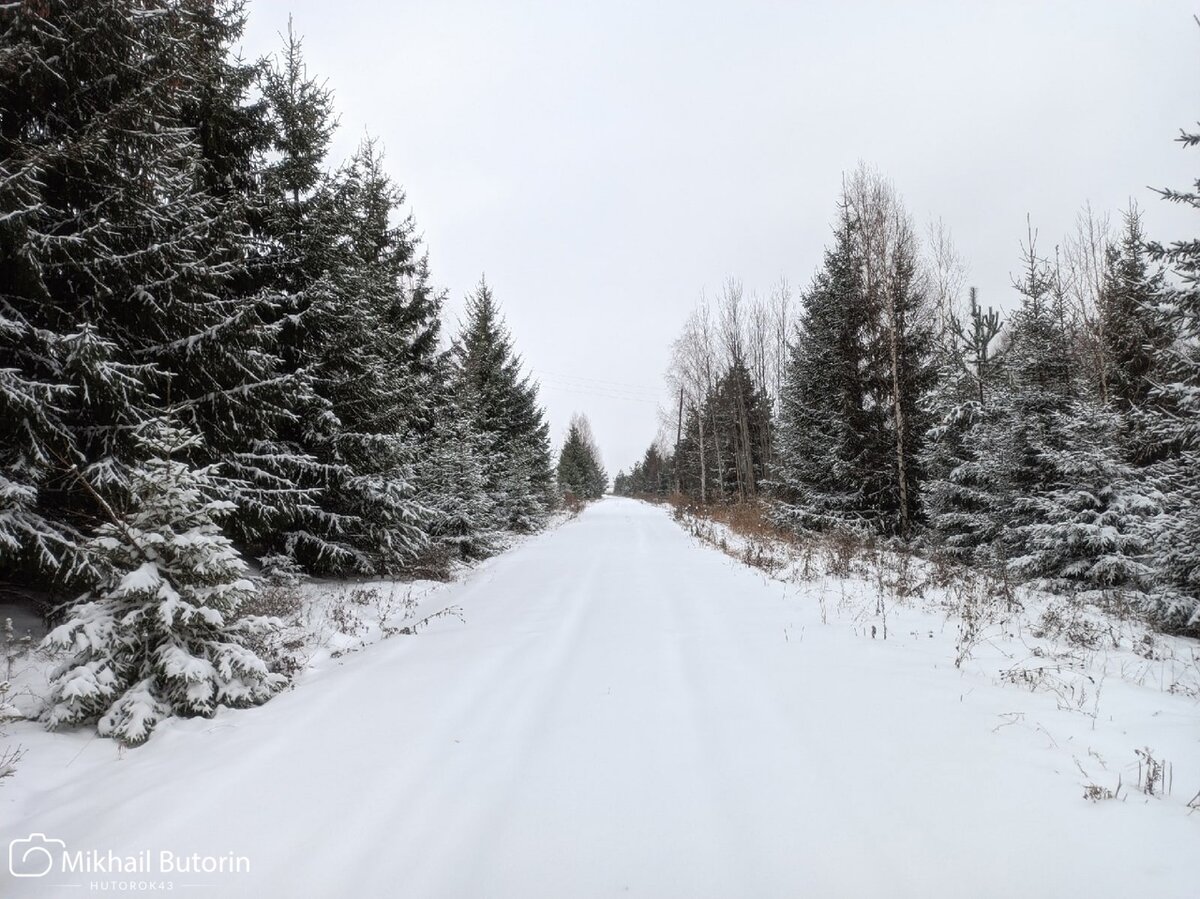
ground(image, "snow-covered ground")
xmin=1 ymin=496 xmax=1197 ymax=897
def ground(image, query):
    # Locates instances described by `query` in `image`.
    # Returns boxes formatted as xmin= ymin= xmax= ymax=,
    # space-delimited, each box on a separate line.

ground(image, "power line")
xmin=534 ymin=369 xmax=662 ymax=396
xmin=536 ymin=381 xmax=662 ymax=405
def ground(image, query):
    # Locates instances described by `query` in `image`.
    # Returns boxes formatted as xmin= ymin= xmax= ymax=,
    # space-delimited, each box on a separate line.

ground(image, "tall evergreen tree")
xmin=413 ymin=393 xmax=497 ymax=567
xmin=290 ymin=140 xmax=436 ymax=575
xmin=957 ymin=237 xmax=1077 ymax=567
xmin=455 ymin=279 xmax=555 ymax=531
xmin=253 ymin=35 xmax=443 ymax=575
xmin=0 ymin=0 xmax=278 ymax=585
xmin=1139 ymin=124 xmax=1200 ymax=633
xmin=672 ymin=406 xmax=706 ymax=499
xmin=250 ymin=22 xmax=347 ymax=569
xmin=775 ymin=174 xmax=936 ymax=537
xmin=869 ymin=205 xmax=938 ymax=537
xmin=557 ymin=414 xmax=608 ymax=500
xmin=923 ymin=290 xmax=1007 ymax=558
xmin=774 ymin=207 xmax=874 ymax=530
xmin=709 ymin=358 xmax=771 ymax=503
xmin=168 ymin=2 xmax=317 ymax=553
xmin=1099 ymin=206 xmax=1170 ymax=414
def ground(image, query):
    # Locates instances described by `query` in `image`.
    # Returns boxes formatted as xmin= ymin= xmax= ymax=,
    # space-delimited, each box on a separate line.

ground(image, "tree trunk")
xmin=888 ymin=291 xmax=911 ymax=540
xmin=674 ymin=387 xmax=683 ymax=495
xmin=735 ymin=386 xmax=755 ymax=501
xmin=711 ymin=405 xmax=727 ymax=503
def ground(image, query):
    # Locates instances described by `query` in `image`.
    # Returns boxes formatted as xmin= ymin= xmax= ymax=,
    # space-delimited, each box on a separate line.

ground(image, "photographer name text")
xmin=61 ymin=849 xmax=250 ymax=875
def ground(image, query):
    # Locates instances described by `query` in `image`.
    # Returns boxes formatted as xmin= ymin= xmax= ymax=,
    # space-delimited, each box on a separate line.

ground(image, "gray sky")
xmin=240 ymin=0 xmax=1200 ymax=476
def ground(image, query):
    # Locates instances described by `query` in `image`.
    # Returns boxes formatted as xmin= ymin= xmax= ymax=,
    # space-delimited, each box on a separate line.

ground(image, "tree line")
xmin=0 ymin=1 xmax=555 ymax=742
xmin=557 ymin=414 xmax=608 ymax=502
xmin=617 ymin=158 xmax=1200 ymax=637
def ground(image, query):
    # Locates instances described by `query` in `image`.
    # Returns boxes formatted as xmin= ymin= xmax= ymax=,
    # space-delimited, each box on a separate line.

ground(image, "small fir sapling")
xmin=42 ymin=421 xmax=285 ymax=745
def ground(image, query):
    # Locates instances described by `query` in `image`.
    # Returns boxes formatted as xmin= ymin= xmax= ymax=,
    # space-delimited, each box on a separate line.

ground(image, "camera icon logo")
xmin=9 ymin=833 xmax=66 ymax=878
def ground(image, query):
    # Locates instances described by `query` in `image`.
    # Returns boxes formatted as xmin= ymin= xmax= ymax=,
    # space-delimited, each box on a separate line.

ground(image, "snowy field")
xmin=2 ymin=496 xmax=1197 ymax=897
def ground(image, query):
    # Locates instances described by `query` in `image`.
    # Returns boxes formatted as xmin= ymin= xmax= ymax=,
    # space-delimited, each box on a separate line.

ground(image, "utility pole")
xmin=674 ymin=386 xmax=684 ymax=495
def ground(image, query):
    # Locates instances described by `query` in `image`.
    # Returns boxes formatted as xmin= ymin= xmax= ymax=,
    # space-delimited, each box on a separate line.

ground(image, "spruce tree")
xmin=673 ymin=406 xmax=706 ymax=499
xmin=1006 ymin=406 xmax=1158 ymax=599
xmin=414 ymin=396 xmax=497 ymax=567
xmin=294 ymin=140 xmax=434 ymax=574
xmin=557 ymin=415 xmax=608 ymax=500
xmin=171 ymin=1 xmax=324 ymax=547
xmin=776 ymin=176 xmax=936 ymax=536
xmin=774 ymin=208 xmax=873 ymax=530
xmin=1099 ymin=206 xmax=1170 ymax=414
xmin=1139 ymin=124 xmax=1200 ymax=633
xmin=710 ymin=358 xmax=770 ymax=503
xmin=1001 ymin=239 xmax=1078 ymax=528
xmin=251 ymin=23 xmax=348 ymax=570
xmin=169 ymin=1 xmax=318 ymax=552
xmin=255 ymin=34 xmax=441 ymax=576
xmin=923 ymin=290 xmax=1007 ymax=558
xmin=0 ymin=0 xmax=275 ymax=584
xmin=924 ymin=236 xmax=1076 ymax=567
xmin=43 ymin=421 xmax=285 ymax=746
xmin=455 ymin=279 xmax=555 ymax=531
xmin=869 ymin=209 xmax=938 ymax=537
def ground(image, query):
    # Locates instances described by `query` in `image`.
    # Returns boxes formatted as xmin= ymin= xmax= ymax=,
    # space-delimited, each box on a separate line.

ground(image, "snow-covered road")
xmin=4 ymin=497 xmax=1196 ymax=897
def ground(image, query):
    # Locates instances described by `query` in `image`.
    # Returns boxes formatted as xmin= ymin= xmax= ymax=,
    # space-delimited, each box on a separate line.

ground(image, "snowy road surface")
xmin=3 ymin=497 xmax=1196 ymax=897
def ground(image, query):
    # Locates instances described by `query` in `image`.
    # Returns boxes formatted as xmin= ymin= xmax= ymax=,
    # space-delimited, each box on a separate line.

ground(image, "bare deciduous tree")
xmin=717 ymin=278 xmax=757 ymax=500
xmin=768 ymin=277 xmax=793 ymax=414
xmin=669 ymin=297 xmax=718 ymax=502
xmin=926 ymin=217 xmax=968 ymax=341
xmin=1062 ymin=202 xmax=1112 ymax=400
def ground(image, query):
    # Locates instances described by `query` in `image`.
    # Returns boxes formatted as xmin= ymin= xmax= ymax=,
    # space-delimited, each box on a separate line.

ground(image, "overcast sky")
xmin=240 ymin=0 xmax=1199 ymax=476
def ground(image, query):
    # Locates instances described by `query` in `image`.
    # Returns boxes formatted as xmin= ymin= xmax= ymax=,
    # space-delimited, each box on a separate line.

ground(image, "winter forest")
xmin=616 ymin=164 xmax=1200 ymax=640
xmin=0 ymin=1 xmax=571 ymax=744
xmin=0 ymin=0 xmax=1197 ymax=733
xmin=1 ymin=1 xmax=1198 ymax=894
